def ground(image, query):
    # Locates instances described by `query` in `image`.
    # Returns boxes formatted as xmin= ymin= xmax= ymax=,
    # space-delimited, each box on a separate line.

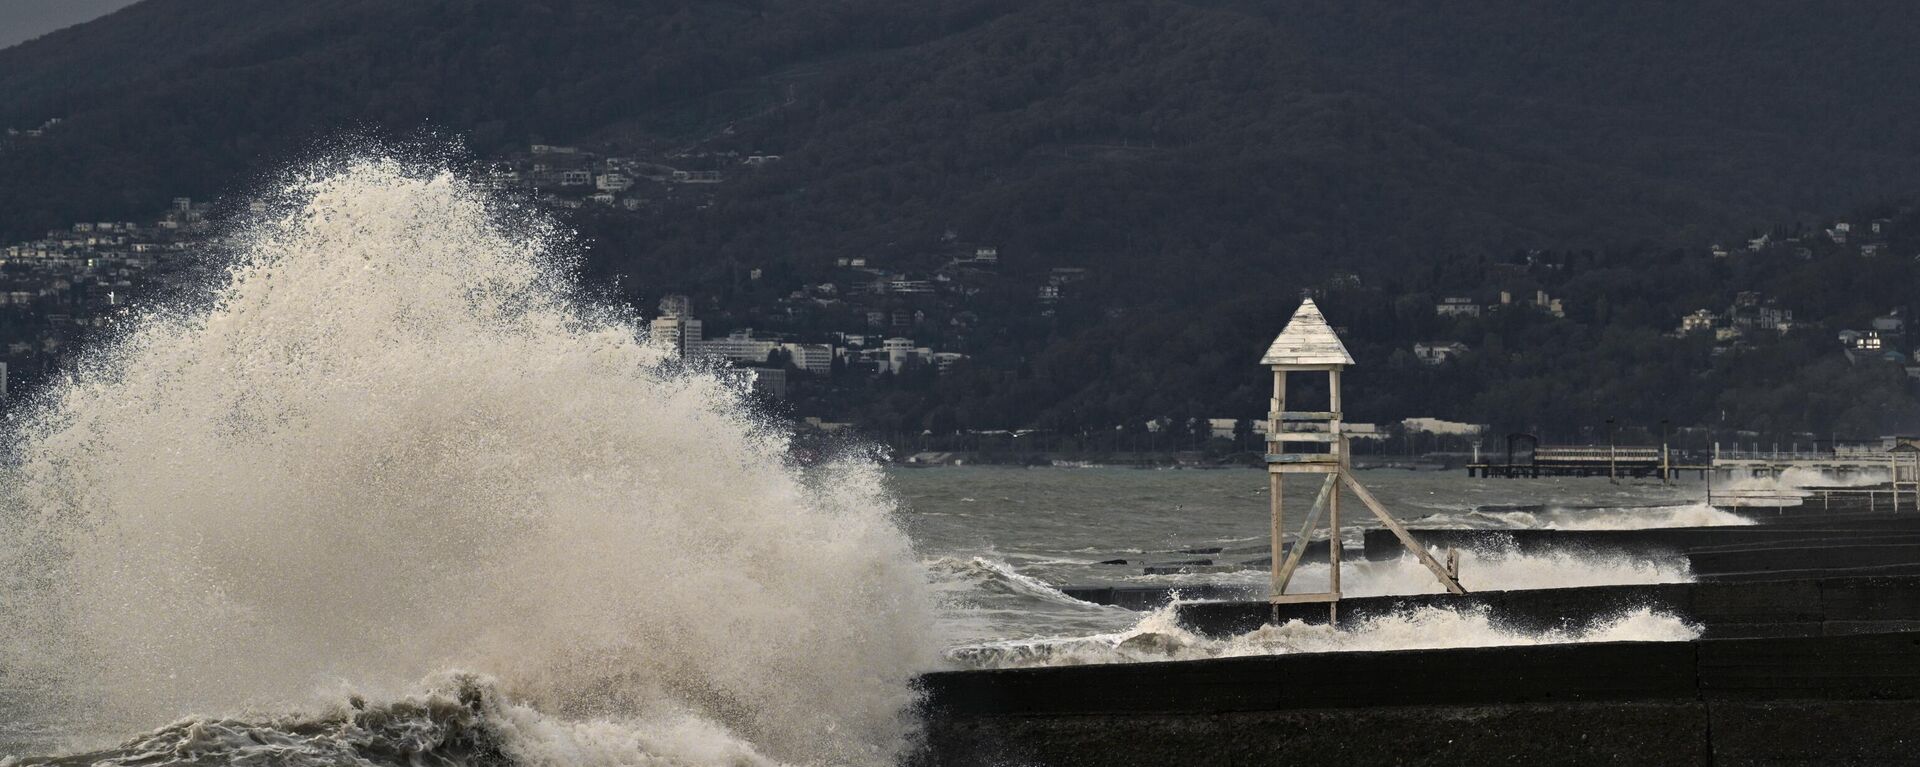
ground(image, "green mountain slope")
xmin=4 ymin=0 xmax=1920 ymax=435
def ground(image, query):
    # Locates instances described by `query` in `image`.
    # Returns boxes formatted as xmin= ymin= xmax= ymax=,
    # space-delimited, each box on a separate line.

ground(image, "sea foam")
xmin=950 ymin=602 xmax=1699 ymax=668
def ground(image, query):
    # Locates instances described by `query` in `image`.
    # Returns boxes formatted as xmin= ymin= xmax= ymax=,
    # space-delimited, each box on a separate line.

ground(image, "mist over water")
xmin=0 ymin=159 xmax=937 ymax=764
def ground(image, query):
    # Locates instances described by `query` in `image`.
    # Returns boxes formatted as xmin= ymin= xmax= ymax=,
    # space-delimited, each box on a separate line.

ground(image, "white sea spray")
xmin=951 ymin=602 xmax=1699 ymax=668
xmin=0 ymin=158 xmax=938 ymax=765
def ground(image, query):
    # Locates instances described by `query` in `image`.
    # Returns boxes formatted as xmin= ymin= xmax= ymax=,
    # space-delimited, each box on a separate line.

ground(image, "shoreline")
xmin=891 ymin=450 xmax=1462 ymax=471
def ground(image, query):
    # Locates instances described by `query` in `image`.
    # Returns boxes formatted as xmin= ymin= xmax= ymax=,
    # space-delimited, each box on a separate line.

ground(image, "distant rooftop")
xmin=1260 ymin=298 xmax=1355 ymax=366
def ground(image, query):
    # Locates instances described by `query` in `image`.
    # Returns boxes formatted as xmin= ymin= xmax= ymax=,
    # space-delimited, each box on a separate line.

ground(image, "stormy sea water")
xmin=0 ymin=158 xmax=1783 ymax=765
xmin=903 ymin=467 xmax=1730 ymax=666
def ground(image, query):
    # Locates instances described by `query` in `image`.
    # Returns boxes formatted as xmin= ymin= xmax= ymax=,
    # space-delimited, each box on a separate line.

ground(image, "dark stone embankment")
xmin=1362 ymin=515 xmax=1920 ymax=559
xmin=1066 ymin=521 xmax=1920 ymax=611
xmin=1362 ymin=518 xmax=1920 ymax=580
xmin=1174 ymin=575 xmax=1920 ymax=639
xmin=913 ymin=631 xmax=1920 ymax=766
xmin=919 ymin=490 xmax=1920 ymax=765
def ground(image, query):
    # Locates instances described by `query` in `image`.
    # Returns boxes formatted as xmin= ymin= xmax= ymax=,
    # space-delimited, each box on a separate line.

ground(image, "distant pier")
xmin=1467 ymin=446 xmax=1709 ymax=479
xmin=1711 ymin=444 xmax=1914 ymax=480
xmin=1468 ymin=437 xmax=1920 ymax=485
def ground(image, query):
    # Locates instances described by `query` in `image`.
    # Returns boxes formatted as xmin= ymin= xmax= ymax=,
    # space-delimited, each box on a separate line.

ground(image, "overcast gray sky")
xmin=1 ymin=0 xmax=139 ymax=49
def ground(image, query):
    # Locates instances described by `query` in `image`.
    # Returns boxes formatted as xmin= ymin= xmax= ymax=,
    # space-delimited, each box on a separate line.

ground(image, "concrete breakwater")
xmin=1362 ymin=518 xmax=1920 ymax=555
xmin=1063 ymin=517 xmax=1920 ymax=612
xmin=916 ymin=491 xmax=1920 ymax=765
xmin=1176 ymin=575 xmax=1920 ymax=639
xmin=913 ymin=630 xmax=1920 ymax=766
xmin=1080 ymin=494 xmax=1919 ymax=585
xmin=1366 ymin=517 xmax=1920 ymax=580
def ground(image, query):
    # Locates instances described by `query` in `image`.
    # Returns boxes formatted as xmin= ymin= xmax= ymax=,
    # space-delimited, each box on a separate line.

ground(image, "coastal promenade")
xmin=915 ymin=630 xmax=1920 ymax=766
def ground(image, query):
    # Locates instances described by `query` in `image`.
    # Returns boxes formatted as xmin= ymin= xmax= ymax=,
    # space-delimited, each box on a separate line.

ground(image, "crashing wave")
xmin=0 ymin=158 xmax=934 ymax=765
xmin=925 ymin=556 xmax=1107 ymax=609
xmin=5 ymin=674 xmax=790 ymax=767
xmin=1417 ymin=502 xmax=1753 ymax=530
xmin=949 ymin=603 xmax=1699 ymax=669
xmin=1120 ymin=546 xmax=1692 ymax=595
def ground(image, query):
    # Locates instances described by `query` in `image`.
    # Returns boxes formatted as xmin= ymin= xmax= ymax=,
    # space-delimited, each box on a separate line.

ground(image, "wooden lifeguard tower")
xmin=1891 ymin=440 xmax=1920 ymax=512
xmin=1262 ymin=299 xmax=1465 ymax=617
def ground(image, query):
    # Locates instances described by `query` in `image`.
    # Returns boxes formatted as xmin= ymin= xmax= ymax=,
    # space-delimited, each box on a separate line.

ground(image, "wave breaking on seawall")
xmin=0 ymin=159 xmax=939 ymax=766
xmin=950 ymin=603 xmax=1700 ymax=669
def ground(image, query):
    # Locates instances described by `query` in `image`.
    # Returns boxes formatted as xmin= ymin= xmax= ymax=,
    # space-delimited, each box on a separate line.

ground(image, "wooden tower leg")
xmin=1328 ymin=478 xmax=1341 ymax=597
xmin=1269 ymin=472 xmax=1283 ymax=599
xmin=1328 ymin=478 xmax=1342 ymax=625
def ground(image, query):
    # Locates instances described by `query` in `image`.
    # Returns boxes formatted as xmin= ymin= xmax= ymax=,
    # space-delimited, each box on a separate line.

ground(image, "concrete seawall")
xmin=1361 ymin=516 xmax=1920 ymax=560
xmin=1362 ymin=521 xmax=1920 ymax=580
xmin=921 ymin=491 xmax=1920 ymax=765
xmin=1066 ymin=528 xmax=1920 ymax=612
xmin=1174 ymin=575 xmax=1920 ymax=639
xmin=913 ymin=631 xmax=1920 ymax=766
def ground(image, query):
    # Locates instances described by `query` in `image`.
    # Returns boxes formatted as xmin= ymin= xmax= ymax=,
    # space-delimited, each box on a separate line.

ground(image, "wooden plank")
xmin=1270 ymin=591 xmax=1340 ymax=605
xmin=1269 ymin=464 xmax=1342 ymax=474
xmin=1277 ymin=411 xmax=1340 ymax=421
xmin=1266 ymin=363 xmax=1345 ymax=372
xmin=1274 ymin=432 xmax=1337 ymax=443
xmin=1265 ymin=453 xmax=1339 ymax=463
xmin=1342 ymin=471 xmax=1467 ymax=594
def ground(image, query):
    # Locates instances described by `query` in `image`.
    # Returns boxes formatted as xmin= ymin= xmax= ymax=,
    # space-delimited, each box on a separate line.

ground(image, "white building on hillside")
xmin=860 ymin=337 xmax=935 ymax=374
xmin=1435 ymin=296 xmax=1481 ymax=317
xmin=1412 ymin=342 xmax=1470 ymax=365
xmin=691 ymin=329 xmax=779 ymax=364
xmin=595 ymin=173 xmax=633 ymax=192
xmin=649 ymin=294 xmax=702 ymax=356
xmin=781 ymin=343 xmax=835 ymax=373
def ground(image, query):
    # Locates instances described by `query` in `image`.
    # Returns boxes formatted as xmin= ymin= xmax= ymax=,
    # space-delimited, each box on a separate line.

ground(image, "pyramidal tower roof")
xmin=1260 ymin=299 xmax=1355 ymax=366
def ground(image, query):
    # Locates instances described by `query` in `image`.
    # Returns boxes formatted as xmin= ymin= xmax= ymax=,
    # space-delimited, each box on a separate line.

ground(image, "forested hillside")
xmin=4 ymin=0 xmax=1920 ymax=439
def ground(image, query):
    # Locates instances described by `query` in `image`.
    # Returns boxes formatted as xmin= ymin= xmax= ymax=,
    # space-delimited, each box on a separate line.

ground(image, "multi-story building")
xmin=649 ymin=295 xmax=703 ymax=356
xmin=595 ymin=173 xmax=633 ymax=192
xmin=781 ymin=343 xmax=835 ymax=373
xmin=1435 ymin=296 xmax=1482 ymax=317
xmin=690 ymin=329 xmax=778 ymax=364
